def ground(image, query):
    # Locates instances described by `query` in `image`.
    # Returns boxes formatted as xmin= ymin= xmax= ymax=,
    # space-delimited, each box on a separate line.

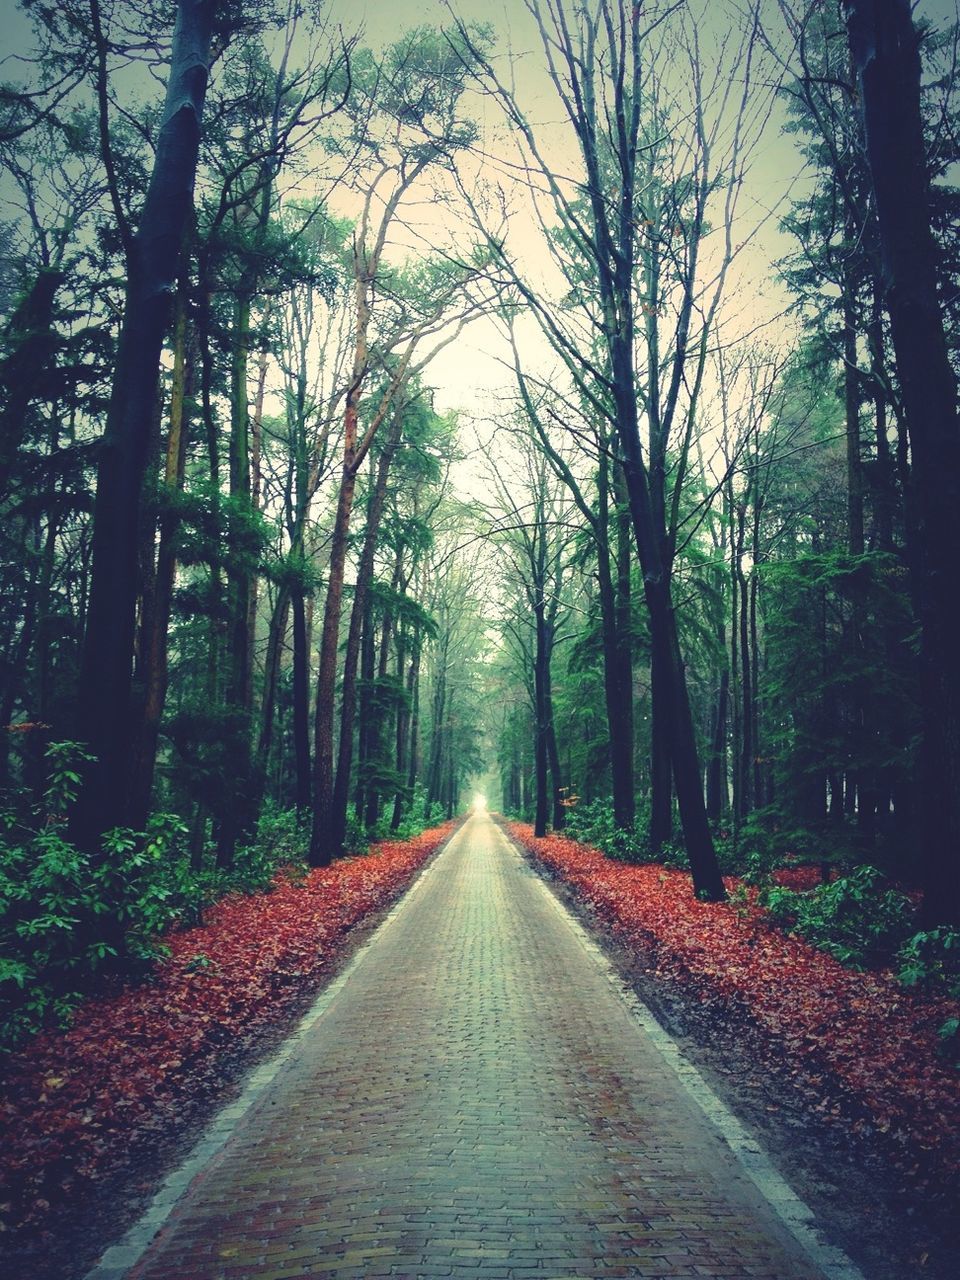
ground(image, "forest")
xmin=1 ymin=0 xmax=960 ymax=1266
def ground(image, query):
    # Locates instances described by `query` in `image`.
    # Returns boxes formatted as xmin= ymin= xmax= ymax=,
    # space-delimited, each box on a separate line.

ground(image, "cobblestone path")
xmin=105 ymin=810 xmax=838 ymax=1279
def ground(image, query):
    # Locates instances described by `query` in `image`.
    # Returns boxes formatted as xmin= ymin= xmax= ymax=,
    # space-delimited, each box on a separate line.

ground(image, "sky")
xmin=321 ymin=0 xmax=806 ymax=431
xmin=317 ymin=0 xmax=960 ymax=430
xmin=321 ymin=0 xmax=575 ymax=418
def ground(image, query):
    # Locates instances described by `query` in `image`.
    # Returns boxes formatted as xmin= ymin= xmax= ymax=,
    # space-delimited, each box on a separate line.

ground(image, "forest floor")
xmin=0 ymin=821 xmax=458 ymax=1280
xmin=506 ymin=821 xmax=960 ymax=1280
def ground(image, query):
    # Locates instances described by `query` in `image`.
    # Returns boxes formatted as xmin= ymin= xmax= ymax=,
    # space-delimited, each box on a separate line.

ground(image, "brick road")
xmin=113 ymin=809 xmax=835 ymax=1279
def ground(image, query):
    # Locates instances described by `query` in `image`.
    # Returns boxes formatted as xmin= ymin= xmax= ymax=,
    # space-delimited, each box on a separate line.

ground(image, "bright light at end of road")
xmin=473 ymin=794 xmax=487 ymax=810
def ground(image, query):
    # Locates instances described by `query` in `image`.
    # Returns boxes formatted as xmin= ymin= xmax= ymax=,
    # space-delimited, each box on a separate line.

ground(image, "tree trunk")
xmin=128 ymin=283 xmax=193 ymax=827
xmin=445 ymin=727 xmax=456 ymax=818
xmin=729 ymin=499 xmax=742 ymax=828
xmin=354 ymin=590 xmax=375 ymax=820
xmin=426 ymin=641 xmax=447 ymax=814
xmin=648 ymin=642 xmax=673 ymax=853
xmin=842 ymin=255 xmax=868 ymax=840
xmin=364 ymin=590 xmax=396 ymax=831
xmin=546 ymin=691 xmax=564 ymax=830
xmin=749 ymin=570 xmax=763 ymax=810
xmin=845 ymin=0 xmax=960 ymax=925
xmin=390 ymin=631 xmax=411 ymax=830
xmin=706 ymin=666 xmax=729 ymax=822
xmin=216 ymin=288 xmax=257 ymax=868
xmin=309 ymin=434 xmax=359 ymax=865
xmin=406 ymin=634 xmax=421 ymax=795
xmin=737 ymin=555 xmax=753 ymax=817
xmin=620 ymin=438 xmax=725 ymax=899
xmin=612 ymin=464 xmax=635 ymax=827
xmin=291 ymin=587 xmax=312 ymax=814
xmin=71 ymin=0 xmax=216 ymax=853
xmin=532 ymin=606 xmax=550 ymax=838
xmin=843 ymin=256 xmax=865 ymax=559
xmin=868 ymin=293 xmax=896 ymax=553
xmin=331 ymin=422 xmax=401 ymax=854
xmin=0 ymin=512 xmax=46 ymax=787
xmin=257 ymin=585 xmax=291 ymax=783
xmin=309 ymin=232 xmax=376 ymax=866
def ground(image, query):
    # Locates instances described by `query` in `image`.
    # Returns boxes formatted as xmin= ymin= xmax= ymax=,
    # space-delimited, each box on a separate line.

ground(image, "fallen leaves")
xmin=509 ymin=823 xmax=960 ymax=1190
xmin=0 ymin=823 xmax=453 ymax=1234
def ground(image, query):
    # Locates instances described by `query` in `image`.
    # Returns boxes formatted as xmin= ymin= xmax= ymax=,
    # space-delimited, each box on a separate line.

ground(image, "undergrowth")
xmin=759 ymin=864 xmax=914 ymax=968
xmin=563 ymin=795 xmax=959 ymax=1036
xmin=0 ymin=745 xmax=308 ymax=1051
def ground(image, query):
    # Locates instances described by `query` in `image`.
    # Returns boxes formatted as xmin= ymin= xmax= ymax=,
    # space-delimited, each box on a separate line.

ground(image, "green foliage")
xmin=938 ymin=1017 xmax=960 ymax=1070
xmin=42 ymin=740 xmax=92 ymax=817
xmin=268 ymin=546 xmax=322 ymax=596
xmin=189 ymin=805 xmax=309 ymax=903
xmin=760 ymin=552 xmax=919 ymax=847
xmin=761 ymin=865 xmax=915 ymax=969
xmin=735 ymin=806 xmax=837 ymax=884
xmin=0 ymin=747 xmax=309 ymax=1051
xmin=342 ymin=811 xmax=369 ymax=857
xmin=564 ymin=798 xmax=753 ymax=875
xmin=0 ymin=746 xmax=188 ymax=1049
xmin=565 ymin=798 xmax=649 ymax=863
xmin=660 ymin=829 xmax=748 ymax=878
xmin=896 ymin=927 xmax=960 ymax=998
xmin=371 ymin=785 xmax=430 ymax=842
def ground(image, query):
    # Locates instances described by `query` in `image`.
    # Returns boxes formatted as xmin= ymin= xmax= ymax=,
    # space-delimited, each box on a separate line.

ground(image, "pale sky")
xmin=324 ymin=0 xmax=804 ymax=424
xmin=316 ymin=0 xmax=959 ymax=434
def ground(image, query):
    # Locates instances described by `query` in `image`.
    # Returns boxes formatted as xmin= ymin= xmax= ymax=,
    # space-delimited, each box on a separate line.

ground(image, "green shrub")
xmin=938 ymin=1018 xmax=960 ymax=1069
xmin=565 ymin=798 xmax=649 ymax=862
xmin=896 ymin=928 xmax=960 ymax=1068
xmin=659 ymin=839 xmax=690 ymax=871
xmin=734 ymin=806 xmax=834 ymax=884
xmin=367 ymin=785 xmax=431 ymax=843
xmin=0 ymin=747 xmax=309 ymax=1050
xmin=897 ymin=927 xmax=960 ymax=998
xmin=0 ymin=747 xmax=191 ymax=1049
xmin=341 ymin=811 xmax=369 ymax=856
xmin=761 ymin=864 xmax=915 ymax=968
xmin=228 ymin=804 xmax=308 ymax=892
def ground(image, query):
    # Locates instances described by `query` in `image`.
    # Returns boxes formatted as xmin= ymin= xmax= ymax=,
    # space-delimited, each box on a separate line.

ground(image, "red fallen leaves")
xmin=509 ymin=823 xmax=960 ymax=1188
xmin=771 ymin=864 xmax=827 ymax=891
xmin=0 ymin=823 xmax=453 ymax=1234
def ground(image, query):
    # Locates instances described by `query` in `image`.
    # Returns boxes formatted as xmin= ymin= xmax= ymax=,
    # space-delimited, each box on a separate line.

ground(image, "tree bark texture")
xmin=128 ymin=284 xmax=194 ymax=827
xmin=71 ymin=0 xmax=216 ymax=853
xmin=309 ymin=398 xmax=360 ymax=866
xmin=533 ymin=604 xmax=550 ymax=839
xmin=331 ymin=422 xmax=401 ymax=854
xmin=844 ymin=0 xmax=960 ymax=925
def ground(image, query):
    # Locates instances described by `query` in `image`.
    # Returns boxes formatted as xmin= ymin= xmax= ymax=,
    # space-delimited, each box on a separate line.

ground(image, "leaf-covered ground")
xmin=0 ymin=823 xmax=453 ymax=1236
xmin=508 ymin=823 xmax=960 ymax=1197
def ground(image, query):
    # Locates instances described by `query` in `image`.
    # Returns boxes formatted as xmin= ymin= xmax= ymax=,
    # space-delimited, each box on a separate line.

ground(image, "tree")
xmin=186 ymin=12 xmax=351 ymax=862
xmin=504 ymin=324 xmax=637 ymax=831
xmin=308 ymin=26 xmax=492 ymax=866
xmin=420 ymin=531 xmax=489 ymax=819
xmin=457 ymin=0 xmax=775 ymax=898
xmin=487 ymin=429 xmax=574 ymax=836
xmin=70 ymin=0 xmax=221 ymax=855
xmin=844 ymin=0 xmax=960 ymax=926
xmin=258 ymin=202 xmax=352 ymax=815
xmin=0 ymin=109 xmax=113 ymax=793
